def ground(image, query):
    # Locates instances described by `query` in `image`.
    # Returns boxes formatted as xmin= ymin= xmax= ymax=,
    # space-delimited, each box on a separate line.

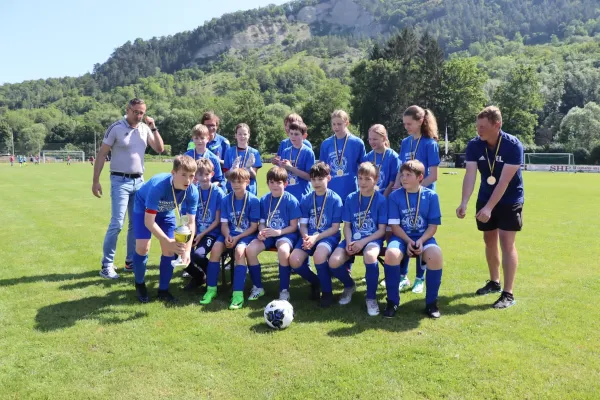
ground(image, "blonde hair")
xmin=478 ymin=106 xmax=503 ymax=125
xmin=369 ymin=124 xmax=390 ymax=148
xmin=191 ymin=124 xmax=210 ymax=138
xmin=403 ymin=105 xmax=439 ymax=140
xmin=228 ymin=168 xmax=250 ymax=182
xmin=196 ymin=158 xmax=214 ymax=174
xmin=358 ymin=162 xmax=379 ymax=181
xmin=331 ymin=109 xmax=350 ymax=123
xmin=284 ymin=113 xmax=303 ymax=125
xmin=173 ymin=155 xmax=197 ymax=173
xmin=400 ymin=160 xmax=425 ymax=178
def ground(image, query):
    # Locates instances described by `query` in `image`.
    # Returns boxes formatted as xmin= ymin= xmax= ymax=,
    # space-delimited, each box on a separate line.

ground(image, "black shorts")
xmin=192 ymin=235 xmax=217 ymax=258
xmin=476 ymin=201 xmax=523 ymax=232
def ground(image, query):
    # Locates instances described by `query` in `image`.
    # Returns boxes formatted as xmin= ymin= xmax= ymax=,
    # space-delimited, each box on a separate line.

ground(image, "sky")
xmin=0 ymin=0 xmax=289 ymax=84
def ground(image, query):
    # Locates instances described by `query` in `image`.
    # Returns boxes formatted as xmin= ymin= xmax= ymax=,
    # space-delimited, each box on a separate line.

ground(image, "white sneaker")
xmin=366 ymin=299 xmax=380 ymax=316
xmin=99 ymin=266 xmax=119 ymax=279
xmin=248 ymin=286 xmax=265 ymax=301
xmin=412 ymin=278 xmax=424 ymax=293
xmin=399 ymin=276 xmax=411 ymax=291
xmin=338 ymin=285 xmax=356 ymax=305
xmin=279 ymin=289 xmax=290 ymax=301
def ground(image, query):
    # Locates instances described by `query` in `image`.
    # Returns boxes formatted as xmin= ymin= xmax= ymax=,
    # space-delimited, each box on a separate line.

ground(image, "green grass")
xmin=1 ymin=163 xmax=599 ymax=399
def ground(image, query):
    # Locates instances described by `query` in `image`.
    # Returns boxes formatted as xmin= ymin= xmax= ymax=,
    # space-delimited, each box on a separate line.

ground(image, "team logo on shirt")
xmin=266 ymin=210 xmax=286 ymax=230
xmin=229 ymin=211 xmax=249 ymax=231
xmin=328 ymin=152 xmax=347 ymax=176
xmin=308 ymin=210 xmax=328 ymax=232
xmin=352 ymin=211 xmax=376 ymax=236
xmin=197 ymin=207 xmax=213 ymax=232
xmin=157 ymin=200 xmax=175 ymax=213
xmin=401 ymin=212 xmax=425 ymax=232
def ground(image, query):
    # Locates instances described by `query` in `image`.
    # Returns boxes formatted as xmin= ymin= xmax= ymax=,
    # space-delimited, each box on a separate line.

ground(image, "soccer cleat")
xmin=248 ymin=286 xmax=265 ymax=301
xmin=383 ymin=299 xmax=399 ymax=319
xmin=157 ymin=290 xmax=178 ymax=303
xmin=310 ymin=282 xmax=321 ymax=301
xmin=338 ymin=284 xmax=356 ymax=305
xmin=99 ymin=266 xmax=119 ymax=280
xmin=399 ymin=275 xmax=411 ymax=291
xmin=411 ymin=278 xmax=424 ymax=293
xmin=182 ymin=270 xmax=191 ymax=278
xmin=279 ymin=289 xmax=290 ymax=302
xmin=229 ymin=291 xmax=244 ymax=310
xmin=124 ymin=261 xmax=134 ymax=272
xmin=320 ymin=292 xmax=333 ymax=308
xmin=366 ymin=299 xmax=380 ymax=316
xmin=199 ymin=286 xmax=218 ymax=305
xmin=135 ymin=282 xmax=149 ymax=303
xmin=476 ymin=280 xmax=502 ymax=295
xmin=492 ymin=291 xmax=516 ymax=309
xmin=183 ymin=278 xmax=202 ymax=292
xmin=425 ymin=301 xmax=441 ymax=318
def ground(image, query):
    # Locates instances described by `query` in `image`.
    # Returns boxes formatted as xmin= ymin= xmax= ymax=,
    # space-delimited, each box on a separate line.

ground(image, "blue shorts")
xmin=133 ymin=212 xmax=176 ymax=240
xmin=262 ymin=232 xmax=298 ymax=250
xmin=387 ymin=235 xmax=439 ymax=255
xmin=337 ymin=239 xmax=384 ymax=254
xmin=216 ymin=234 xmax=256 ymax=248
xmin=294 ymin=234 xmax=340 ymax=256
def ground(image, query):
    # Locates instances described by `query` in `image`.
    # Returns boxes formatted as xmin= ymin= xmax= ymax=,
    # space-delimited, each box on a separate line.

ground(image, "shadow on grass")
xmin=0 ymin=270 xmax=101 ymax=287
xmin=34 ymin=290 xmax=148 ymax=332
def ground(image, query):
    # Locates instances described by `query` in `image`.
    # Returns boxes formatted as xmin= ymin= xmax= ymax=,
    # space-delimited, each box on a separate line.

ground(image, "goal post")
xmin=524 ymin=153 xmax=574 ymax=165
xmin=42 ymin=150 xmax=85 ymax=163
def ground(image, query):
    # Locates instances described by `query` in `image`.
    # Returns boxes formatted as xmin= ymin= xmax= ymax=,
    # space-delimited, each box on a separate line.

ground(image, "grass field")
xmin=0 ymin=162 xmax=599 ymax=400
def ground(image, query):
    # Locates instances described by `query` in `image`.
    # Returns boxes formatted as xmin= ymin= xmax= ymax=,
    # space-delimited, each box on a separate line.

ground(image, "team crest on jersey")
xmin=328 ymin=152 xmax=347 ymax=176
xmin=308 ymin=210 xmax=328 ymax=231
xmin=267 ymin=210 xmax=286 ymax=230
xmin=353 ymin=212 xmax=376 ymax=236
xmin=157 ymin=200 xmax=175 ymax=213
xmin=229 ymin=211 xmax=249 ymax=231
xmin=401 ymin=213 xmax=425 ymax=232
xmin=197 ymin=207 xmax=213 ymax=232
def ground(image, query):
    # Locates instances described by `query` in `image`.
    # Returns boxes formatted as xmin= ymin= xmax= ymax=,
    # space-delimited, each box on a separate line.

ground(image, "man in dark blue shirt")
xmin=457 ymin=106 xmax=524 ymax=309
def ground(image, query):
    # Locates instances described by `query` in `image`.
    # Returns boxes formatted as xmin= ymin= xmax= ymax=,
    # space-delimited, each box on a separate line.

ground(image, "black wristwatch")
xmin=151 ymin=128 xmax=158 ymax=132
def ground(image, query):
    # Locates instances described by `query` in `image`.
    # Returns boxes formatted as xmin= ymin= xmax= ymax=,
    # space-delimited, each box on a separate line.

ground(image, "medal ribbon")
xmin=410 ymin=136 xmax=421 ymax=160
xmin=333 ymin=134 xmax=349 ymax=171
xmin=313 ymin=191 xmax=328 ymax=230
xmin=201 ymin=185 xmax=213 ymax=223
xmin=404 ymin=187 xmax=422 ymax=229
xmin=232 ymin=192 xmax=248 ymax=231
xmin=266 ymin=194 xmax=284 ymax=227
xmin=171 ymin=182 xmax=187 ymax=226
xmin=485 ymin=133 xmax=503 ymax=177
xmin=357 ymin=192 xmax=375 ymax=232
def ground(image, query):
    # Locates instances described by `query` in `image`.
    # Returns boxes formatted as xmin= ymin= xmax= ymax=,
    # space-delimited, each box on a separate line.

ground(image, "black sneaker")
xmin=124 ymin=261 xmax=134 ymax=272
xmin=476 ymin=280 xmax=501 ymax=295
xmin=157 ymin=290 xmax=178 ymax=303
xmin=310 ymin=282 xmax=321 ymax=301
xmin=183 ymin=278 xmax=202 ymax=292
xmin=135 ymin=282 xmax=149 ymax=303
xmin=425 ymin=301 xmax=441 ymax=318
xmin=383 ymin=299 xmax=398 ymax=319
xmin=319 ymin=292 xmax=333 ymax=308
xmin=492 ymin=291 xmax=516 ymax=309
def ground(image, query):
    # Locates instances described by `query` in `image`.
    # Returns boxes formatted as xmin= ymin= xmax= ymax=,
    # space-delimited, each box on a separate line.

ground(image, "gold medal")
xmin=487 ymin=176 xmax=497 ymax=186
xmin=333 ymin=134 xmax=349 ymax=178
xmin=336 ymin=169 xmax=344 ymax=177
xmin=289 ymin=178 xmax=296 ymax=185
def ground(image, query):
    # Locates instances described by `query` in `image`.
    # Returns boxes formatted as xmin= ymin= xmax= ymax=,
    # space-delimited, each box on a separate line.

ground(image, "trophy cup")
xmin=171 ymin=215 xmax=192 ymax=268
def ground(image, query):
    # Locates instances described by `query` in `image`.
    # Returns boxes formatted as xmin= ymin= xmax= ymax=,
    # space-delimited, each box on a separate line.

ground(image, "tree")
xmin=559 ymin=102 xmax=600 ymax=150
xmin=18 ymin=123 xmax=47 ymax=154
xmin=0 ymin=118 xmax=13 ymax=153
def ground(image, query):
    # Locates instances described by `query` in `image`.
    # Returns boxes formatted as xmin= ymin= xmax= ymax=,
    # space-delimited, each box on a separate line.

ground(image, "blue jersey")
xmin=319 ymin=133 xmax=366 ymax=201
xmin=207 ymin=134 xmax=230 ymax=161
xmin=363 ymin=148 xmax=400 ymax=195
xmin=223 ymin=146 xmax=263 ymax=195
xmin=388 ymin=187 xmax=441 ymax=239
xmin=277 ymin=138 xmax=312 ymax=157
xmin=259 ymin=191 xmax=301 ymax=230
xmin=399 ymin=136 xmax=440 ymax=190
xmin=184 ymin=148 xmax=225 ymax=186
xmin=282 ymin=144 xmax=315 ymax=202
xmin=300 ymin=189 xmax=343 ymax=236
xmin=220 ymin=191 xmax=260 ymax=237
xmin=465 ymin=130 xmax=524 ymax=205
xmin=134 ymin=173 xmax=199 ymax=217
xmin=343 ymin=190 xmax=388 ymax=239
xmin=196 ymin=183 xmax=225 ymax=237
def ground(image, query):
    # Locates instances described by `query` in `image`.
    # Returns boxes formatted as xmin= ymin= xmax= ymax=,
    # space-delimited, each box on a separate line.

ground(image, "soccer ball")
xmin=264 ymin=300 xmax=294 ymax=330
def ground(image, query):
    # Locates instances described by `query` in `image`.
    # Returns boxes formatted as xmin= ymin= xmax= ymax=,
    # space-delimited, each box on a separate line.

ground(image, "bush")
xmin=589 ymin=143 xmax=600 ymax=165
xmin=573 ymin=148 xmax=590 ymax=164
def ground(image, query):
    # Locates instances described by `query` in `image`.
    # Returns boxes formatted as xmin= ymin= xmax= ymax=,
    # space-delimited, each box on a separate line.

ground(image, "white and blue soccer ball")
xmin=264 ymin=300 xmax=294 ymax=330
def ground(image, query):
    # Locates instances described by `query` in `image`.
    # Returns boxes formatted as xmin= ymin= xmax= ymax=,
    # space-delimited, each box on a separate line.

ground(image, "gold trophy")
xmin=171 ymin=215 xmax=192 ymax=268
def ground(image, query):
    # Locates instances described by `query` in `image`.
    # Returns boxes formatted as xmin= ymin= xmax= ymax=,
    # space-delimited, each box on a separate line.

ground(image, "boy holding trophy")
xmin=132 ymin=155 xmax=199 ymax=303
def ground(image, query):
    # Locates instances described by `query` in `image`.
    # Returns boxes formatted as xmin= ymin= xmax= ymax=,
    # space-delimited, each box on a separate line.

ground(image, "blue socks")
xmin=233 ymin=264 xmax=248 ymax=292
xmin=279 ymin=264 xmax=290 ymax=291
xmin=133 ymin=252 xmax=148 ymax=284
xmin=315 ymin=262 xmax=332 ymax=293
xmin=206 ymin=260 xmax=220 ymax=287
xmin=294 ymin=262 xmax=319 ymax=285
xmin=425 ymin=269 xmax=443 ymax=305
xmin=384 ymin=263 xmax=401 ymax=306
xmin=158 ymin=255 xmax=176 ymax=290
xmin=415 ymin=256 xmax=425 ymax=280
xmin=399 ymin=256 xmax=409 ymax=276
xmin=365 ymin=262 xmax=379 ymax=300
xmin=248 ymin=264 xmax=262 ymax=288
xmin=330 ymin=264 xmax=354 ymax=288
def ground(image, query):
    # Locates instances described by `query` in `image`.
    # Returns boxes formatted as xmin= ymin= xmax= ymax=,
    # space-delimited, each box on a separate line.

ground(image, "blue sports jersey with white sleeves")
xmin=388 ymin=187 xmax=441 ymax=239
xmin=134 ymin=173 xmax=199 ymax=217
xmin=342 ymin=190 xmax=388 ymax=239
xmin=465 ymin=130 xmax=524 ymax=205
xmin=363 ymin=148 xmax=400 ymax=194
xmin=300 ymin=189 xmax=343 ymax=235
xmin=399 ymin=136 xmax=440 ymax=190
xmin=195 ymin=183 xmax=225 ymax=237
xmin=277 ymin=138 xmax=312 ymax=157
xmin=184 ymin=149 xmax=225 ymax=186
xmin=282 ymin=144 xmax=315 ymax=202
xmin=259 ymin=191 xmax=301 ymax=229
xmin=319 ymin=133 xmax=366 ymax=201
xmin=220 ymin=191 xmax=260 ymax=237
xmin=223 ymin=146 xmax=262 ymax=195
